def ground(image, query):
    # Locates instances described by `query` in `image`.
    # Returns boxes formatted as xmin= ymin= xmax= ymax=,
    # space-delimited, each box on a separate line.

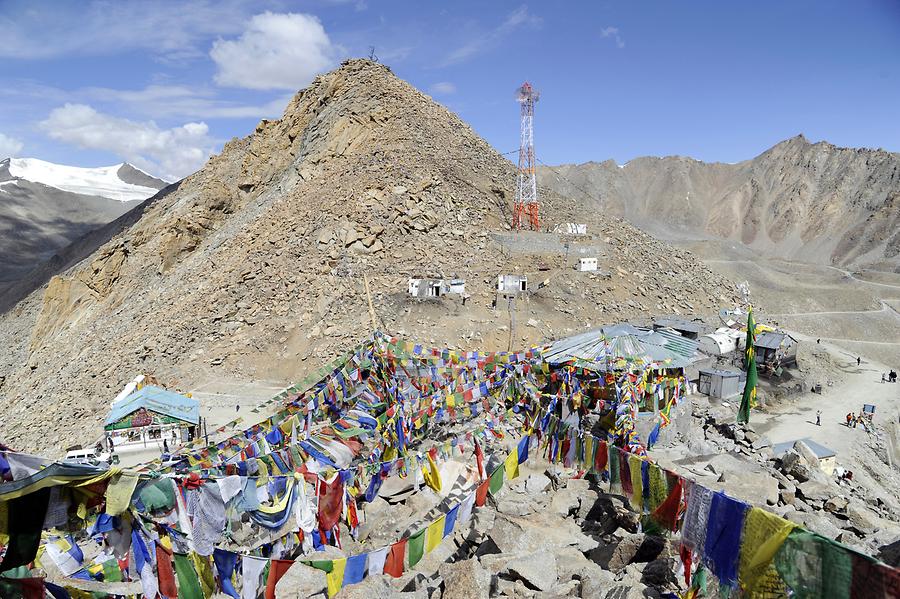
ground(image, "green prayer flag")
xmin=738 ymin=308 xmax=758 ymax=424
xmin=101 ymin=559 xmax=123 ymax=582
xmin=488 ymin=465 xmax=504 ymax=495
xmin=174 ymin=553 xmax=204 ymax=599
xmin=309 ymin=560 xmax=334 ymax=573
xmin=408 ymin=529 xmax=426 ymax=568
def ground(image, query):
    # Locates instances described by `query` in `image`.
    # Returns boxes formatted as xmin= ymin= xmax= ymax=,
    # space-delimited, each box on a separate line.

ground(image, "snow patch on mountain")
xmin=4 ymin=157 xmax=165 ymax=202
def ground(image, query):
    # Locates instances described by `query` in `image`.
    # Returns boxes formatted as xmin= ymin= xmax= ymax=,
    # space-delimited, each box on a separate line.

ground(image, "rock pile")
xmin=671 ymin=397 xmax=900 ymax=559
xmin=276 ymin=460 xmax=686 ymax=599
xmin=0 ymin=59 xmax=741 ymax=454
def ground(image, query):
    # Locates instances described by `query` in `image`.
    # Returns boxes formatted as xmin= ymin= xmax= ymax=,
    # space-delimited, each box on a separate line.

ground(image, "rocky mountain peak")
xmin=0 ymin=60 xmax=740 ymax=454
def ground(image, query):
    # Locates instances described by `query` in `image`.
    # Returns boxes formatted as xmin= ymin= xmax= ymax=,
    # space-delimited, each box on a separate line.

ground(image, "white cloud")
xmin=211 ymin=12 xmax=337 ymax=91
xmin=600 ymin=26 xmax=625 ymax=49
xmin=0 ymin=0 xmax=253 ymax=60
xmin=83 ymin=85 xmax=292 ymax=120
xmin=430 ymin=82 xmax=457 ymax=95
xmin=443 ymin=5 xmax=542 ymax=66
xmin=39 ymin=104 xmax=214 ymax=180
xmin=0 ymin=133 xmax=24 ymax=158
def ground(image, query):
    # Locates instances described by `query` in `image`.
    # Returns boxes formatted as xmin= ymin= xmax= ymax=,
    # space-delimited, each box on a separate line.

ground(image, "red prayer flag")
xmin=475 ymin=479 xmax=490 ymax=507
xmin=265 ymin=560 xmax=294 ymax=599
xmin=317 ymin=476 xmax=344 ymax=532
xmin=595 ymin=441 xmax=608 ymax=472
xmin=651 ymin=477 xmax=684 ymax=532
xmin=156 ymin=543 xmax=178 ymax=598
xmin=384 ymin=539 xmax=407 ymax=578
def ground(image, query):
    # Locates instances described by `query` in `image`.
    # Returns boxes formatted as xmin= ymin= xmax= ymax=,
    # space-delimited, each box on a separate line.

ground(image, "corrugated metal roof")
xmin=105 ymin=385 xmax=199 ymax=427
xmin=756 ymin=331 xmax=796 ymax=350
xmin=772 ymin=438 xmax=836 ymax=459
xmin=543 ymin=323 xmax=700 ymax=371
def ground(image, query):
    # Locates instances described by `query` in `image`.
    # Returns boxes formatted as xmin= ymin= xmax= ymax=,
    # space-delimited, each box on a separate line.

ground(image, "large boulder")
xmin=439 ymin=558 xmax=491 ymax=599
xmin=589 ymin=533 xmax=666 ymax=572
xmin=275 ymin=561 xmax=328 ymax=598
xmin=505 ymin=549 xmax=559 ymax=591
xmin=336 ymin=575 xmax=394 ymax=599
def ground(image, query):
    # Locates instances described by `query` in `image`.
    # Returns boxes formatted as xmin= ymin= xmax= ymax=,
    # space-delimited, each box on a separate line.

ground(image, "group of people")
xmin=845 ymin=411 xmax=869 ymax=431
xmin=882 ymin=370 xmax=897 ymax=383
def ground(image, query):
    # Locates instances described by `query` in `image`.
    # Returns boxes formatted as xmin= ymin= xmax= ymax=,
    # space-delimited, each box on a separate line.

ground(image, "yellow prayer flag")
xmin=628 ymin=455 xmax=644 ymax=512
xmin=446 ymin=393 xmax=456 ymax=408
xmin=192 ymin=551 xmax=216 ymax=598
xmin=422 ymin=453 xmax=442 ymax=493
xmin=326 ymin=557 xmax=347 ymax=597
xmin=105 ymin=473 xmax=140 ymax=516
xmin=738 ymin=508 xmax=797 ymax=593
xmin=425 ymin=515 xmax=446 ymax=554
xmin=504 ymin=447 xmax=520 ymax=480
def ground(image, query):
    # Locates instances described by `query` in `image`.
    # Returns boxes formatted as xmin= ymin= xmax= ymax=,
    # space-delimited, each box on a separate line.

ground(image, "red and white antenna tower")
xmin=512 ymin=82 xmax=540 ymax=231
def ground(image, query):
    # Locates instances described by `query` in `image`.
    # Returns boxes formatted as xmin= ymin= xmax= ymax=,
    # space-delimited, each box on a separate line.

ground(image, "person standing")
xmin=846 ymin=412 xmax=852 ymax=427
xmin=163 ymin=438 xmax=169 ymax=454
xmin=816 ymin=410 xmax=821 ymax=426
xmin=857 ymin=357 xmax=861 ymax=366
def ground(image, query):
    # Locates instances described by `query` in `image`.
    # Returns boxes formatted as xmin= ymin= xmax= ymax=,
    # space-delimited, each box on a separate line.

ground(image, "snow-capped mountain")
xmin=1 ymin=157 xmax=167 ymax=201
xmin=0 ymin=157 xmax=169 ymax=287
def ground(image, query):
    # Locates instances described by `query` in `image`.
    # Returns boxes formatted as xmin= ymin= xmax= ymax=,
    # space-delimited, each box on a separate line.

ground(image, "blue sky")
xmin=0 ymin=0 xmax=898 ymax=179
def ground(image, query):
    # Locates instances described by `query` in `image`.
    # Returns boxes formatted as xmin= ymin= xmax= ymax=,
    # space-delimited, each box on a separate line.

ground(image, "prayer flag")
xmin=426 ymin=515 xmax=446 ymax=554
xmin=384 ymin=539 xmax=406 ymax=578
xmin=422 ymin=451 xmax=442 ymax=493
xmin=489 ymin=465 xmax=504 ymax=495
xmin=738 ymin=508 xmax=797 ymax=594
xmin=241 ymin=556 xmax=268 ymax=599
xmin=265 ymin=560 xmax=294 ymax=599
xmin=458 ymin=492 xmax=477 ymax=524
xmin=0 ymin=487 xmax=51 ymax=571
xmin=408 ymin=529 xmax=426 ymax=568
xmin=517 ymin=435 xmax=530 ymax=464
xmin=504 ymin=447 xmax=520 ymax=480
xmin=343 ymin=554 xmax=367 ymax=587
xmin=174 ymin=553 xmax=203 ymax=599
xmin=367 ymin=547 xmax=389 ymax=578
xmin=737 ymin=308 xmax=758 ymax=424
xmin=326 ymin=558 xmax=347 ymax=598
xmin=213 ymin=549 xmax=239 ymax=599
xmin=444 ymin=505 xmax=460 ymax=537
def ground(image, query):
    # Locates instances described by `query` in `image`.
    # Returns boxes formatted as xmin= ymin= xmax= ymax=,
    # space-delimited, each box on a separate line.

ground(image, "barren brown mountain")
xmin=539 ymin=135 xmax=900 ymax=271
xmin=0 ymin=60 xmax=740 ymax=453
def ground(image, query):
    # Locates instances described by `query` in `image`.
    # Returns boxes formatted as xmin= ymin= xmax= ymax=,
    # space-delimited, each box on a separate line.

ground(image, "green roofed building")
xmin=104 ymin=385 xmax=199 ymax=431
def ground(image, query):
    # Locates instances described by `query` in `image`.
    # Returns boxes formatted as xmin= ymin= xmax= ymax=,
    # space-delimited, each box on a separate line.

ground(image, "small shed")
xmin=497 ymin=274 xmax=528 ymax=294
xmin=755 ymin=331 xmax=798 ymax=368
xmin=698 ymin=327 xmax=745 ymax=356
xmin=576 ymin=257 xmax=598 ymax=272
xmin=773 ymin=439 xmax=837 ymax=476
xmin=697 ymin=368 xmax=744 ymax=399
xmin=653 ymin=317 xmax=706 ymax=340
xmin=104 ymin=385 xmax=199 ymax=431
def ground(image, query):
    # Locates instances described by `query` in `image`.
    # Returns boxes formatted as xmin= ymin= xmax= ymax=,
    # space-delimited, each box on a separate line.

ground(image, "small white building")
xmin=497 ymin=274 xmax=528 ymax=294
xmin=408 ymin=278 xmax=465 ymax=299
xmin=576 ymin=257 xmax=598 ymax=272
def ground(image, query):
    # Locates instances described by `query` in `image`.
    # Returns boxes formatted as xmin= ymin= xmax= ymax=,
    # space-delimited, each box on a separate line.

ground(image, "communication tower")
xmin=513 ymin=82 xmax=540 ymax=230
